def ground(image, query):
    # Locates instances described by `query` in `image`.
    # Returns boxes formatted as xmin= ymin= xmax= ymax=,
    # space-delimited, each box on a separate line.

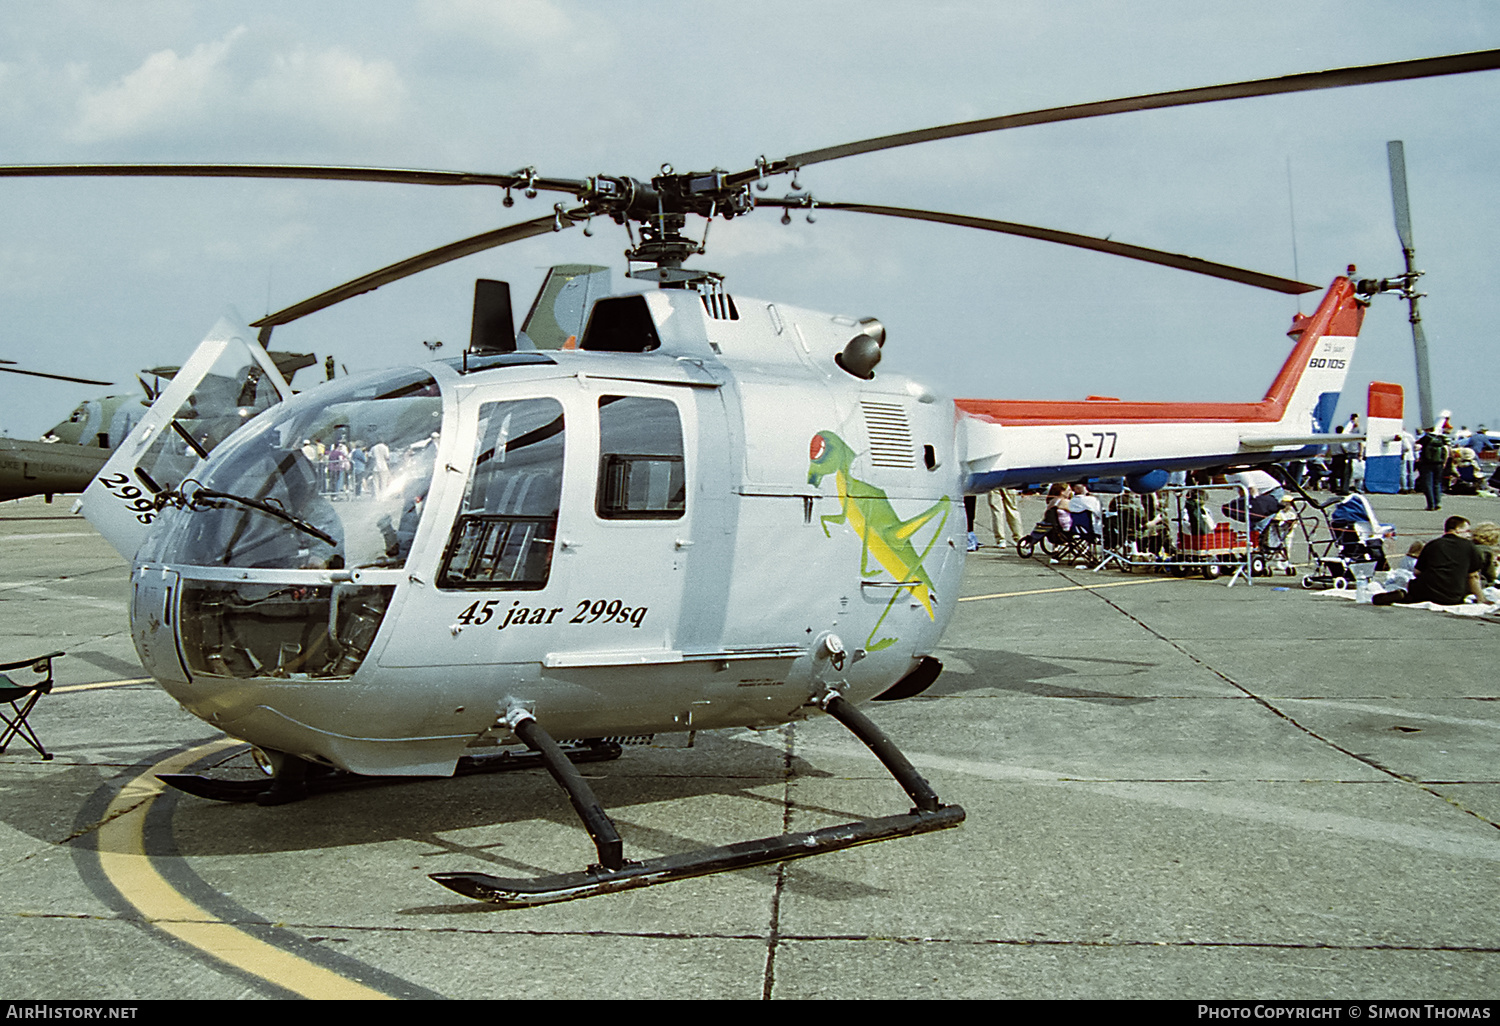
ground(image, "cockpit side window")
xmin=596 ymin=395 xmax=684 ymax=520
xmin=438 ymin=397 xmax=564 ymax=590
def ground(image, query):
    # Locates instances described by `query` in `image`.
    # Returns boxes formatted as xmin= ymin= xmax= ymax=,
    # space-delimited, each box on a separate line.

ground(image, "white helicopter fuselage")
xmin=100 ymin=275 xmax=1365 ymax=779
xmin=115 ymin=290 xmax=969 ymax=776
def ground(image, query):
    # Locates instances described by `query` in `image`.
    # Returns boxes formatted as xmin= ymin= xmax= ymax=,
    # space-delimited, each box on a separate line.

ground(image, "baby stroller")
xmin=1251 ymin=503 xmax=1300 ymax=577
xmin=1218 ymin=491 xmax=1299 ymax=578
xmin=1300 ymin=492 xmax=1394 ymax=590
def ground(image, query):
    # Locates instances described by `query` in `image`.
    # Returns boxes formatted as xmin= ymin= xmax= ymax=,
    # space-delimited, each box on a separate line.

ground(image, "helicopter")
xmin=3 ymin=47 xmax=1496 ymax=908
xmin=0 ymin=360 xmax=116 ymax=502
xmin=0 ymin=435 xmax=111 ymax=503
xmin=0 ymin=351 xmax=324 ymax=503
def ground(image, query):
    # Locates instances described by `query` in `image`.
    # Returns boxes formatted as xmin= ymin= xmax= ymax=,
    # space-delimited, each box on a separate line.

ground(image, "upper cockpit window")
xmin=139 ymin=368 xmax=445 ymax=571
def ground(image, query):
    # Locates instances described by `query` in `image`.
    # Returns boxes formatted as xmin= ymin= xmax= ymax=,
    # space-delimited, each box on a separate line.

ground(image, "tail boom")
xmin=959 ymin=277 xmax=1365 ymax=490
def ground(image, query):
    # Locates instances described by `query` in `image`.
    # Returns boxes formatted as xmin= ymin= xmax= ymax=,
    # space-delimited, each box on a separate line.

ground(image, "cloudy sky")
xmin=3 ymin=0 xmax=1498 ymax=440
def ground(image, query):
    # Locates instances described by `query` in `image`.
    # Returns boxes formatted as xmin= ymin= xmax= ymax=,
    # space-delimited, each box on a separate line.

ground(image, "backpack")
xmin=1418 ymin=434 xmax=1449 ymax=467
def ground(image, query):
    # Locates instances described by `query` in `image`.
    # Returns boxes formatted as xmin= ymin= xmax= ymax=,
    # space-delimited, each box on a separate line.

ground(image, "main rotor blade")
xmin=0 ymin=163 xmax=589 ymax=196
xmin=251 ymin=210 xmax=582 ymax=329
xmin=0 ymin=365 xmax=113 ymax=386
xmin=757 ymin=199 xmax=1319 ymax=294
xmin=735 ymin=49 xmax=1500 ymax=181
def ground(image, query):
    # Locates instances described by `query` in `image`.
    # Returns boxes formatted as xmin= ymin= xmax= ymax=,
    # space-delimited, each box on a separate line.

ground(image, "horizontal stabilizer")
xmin=1239 ymin=433 xmax=1365 ymax=448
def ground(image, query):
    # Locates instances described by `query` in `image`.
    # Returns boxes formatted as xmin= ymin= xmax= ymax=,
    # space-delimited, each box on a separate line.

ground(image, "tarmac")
xmin=1 ymin=488 xmax=1497 ymax=1001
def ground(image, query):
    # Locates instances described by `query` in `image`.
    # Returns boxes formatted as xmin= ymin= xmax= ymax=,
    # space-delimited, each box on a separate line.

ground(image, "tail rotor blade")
xmin=1387 ymin=140 xmax=1414 ymax=252
xmin=1410 ymin=315 xmax=1434 ymax=432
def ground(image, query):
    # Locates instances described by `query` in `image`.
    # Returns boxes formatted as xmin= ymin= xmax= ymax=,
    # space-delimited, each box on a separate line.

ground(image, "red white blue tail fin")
xmin=1362 ymin=382 xmax=1405 ymax=494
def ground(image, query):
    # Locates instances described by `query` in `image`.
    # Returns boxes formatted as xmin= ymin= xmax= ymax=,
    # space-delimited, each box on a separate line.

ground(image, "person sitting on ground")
xmin=1470 ymin=521 xmax=1499 ymax=586
xmin=1372 ymin=516 xmax=1485 ymax=606
xmin=1383 ymin=540 xmax=1423 ymax=592
xmin=1446 ymin=447 xmax=1484 ymax=496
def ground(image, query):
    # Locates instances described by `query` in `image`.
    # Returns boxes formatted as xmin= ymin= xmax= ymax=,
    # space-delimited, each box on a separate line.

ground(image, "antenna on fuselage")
xmin=469 ymin=279 xmax=517 ymax=355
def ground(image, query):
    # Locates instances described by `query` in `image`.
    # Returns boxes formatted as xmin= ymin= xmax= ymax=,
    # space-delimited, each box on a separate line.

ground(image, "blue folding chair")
xmin=0 ymin=651 xmax=63 ymax=760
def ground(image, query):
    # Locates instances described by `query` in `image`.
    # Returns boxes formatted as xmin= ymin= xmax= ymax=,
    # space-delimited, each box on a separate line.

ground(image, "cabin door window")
xmin=438 ymin=397 xmax=565 ymax=590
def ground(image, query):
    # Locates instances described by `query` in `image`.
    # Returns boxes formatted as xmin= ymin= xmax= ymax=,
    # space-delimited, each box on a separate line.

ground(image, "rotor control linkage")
xmin=429 ymin=696 xmax=965 ymax=908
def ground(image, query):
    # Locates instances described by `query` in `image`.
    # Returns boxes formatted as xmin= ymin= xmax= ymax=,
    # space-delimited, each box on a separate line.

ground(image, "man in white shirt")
xmin=1068 ymin=482 xmax=1103 ymax=537
xmin=1227 ymin=469 xmax=1284 ymax=501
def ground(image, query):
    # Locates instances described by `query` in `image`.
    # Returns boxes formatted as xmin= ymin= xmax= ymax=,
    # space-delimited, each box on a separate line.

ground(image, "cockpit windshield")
xmin=138 ymin=368 xmax=444 ymax=570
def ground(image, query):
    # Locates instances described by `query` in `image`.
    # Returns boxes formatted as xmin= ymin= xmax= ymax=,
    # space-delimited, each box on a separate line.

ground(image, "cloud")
xmin=246 ymin=47 xmax=407 ymax=133
xmin=416 ymin=0 xmax=616 ymax=68
xmin=66 ymin=25 xmax=406 ymax=145
xmin=419 ymin=0 xmax=573 ymax=46
xmin=69 ymin=27 xmax=244 ymax=143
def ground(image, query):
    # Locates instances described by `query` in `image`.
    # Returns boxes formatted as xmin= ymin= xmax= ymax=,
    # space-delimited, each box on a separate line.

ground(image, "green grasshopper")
xmin=807 ymin=430 xmax=951 ymax=652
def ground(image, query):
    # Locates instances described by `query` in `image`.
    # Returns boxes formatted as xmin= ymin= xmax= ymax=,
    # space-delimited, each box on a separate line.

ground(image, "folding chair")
xmin=0 ymin=650 xmax=63 ymax=760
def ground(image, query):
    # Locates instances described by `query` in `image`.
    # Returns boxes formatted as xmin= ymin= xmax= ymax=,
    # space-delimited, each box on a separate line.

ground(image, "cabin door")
xmin=544 ymin=383 xmax=703 ymax=668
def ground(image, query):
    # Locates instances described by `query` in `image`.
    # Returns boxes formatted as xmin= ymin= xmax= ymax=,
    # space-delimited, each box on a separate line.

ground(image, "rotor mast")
xmin=606 ymin=167 xmax=755 ymax=286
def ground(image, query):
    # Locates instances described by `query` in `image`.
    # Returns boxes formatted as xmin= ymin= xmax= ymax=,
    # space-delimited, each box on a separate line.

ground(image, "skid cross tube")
xmin=429 ymin=697 xmax=965 ymax=908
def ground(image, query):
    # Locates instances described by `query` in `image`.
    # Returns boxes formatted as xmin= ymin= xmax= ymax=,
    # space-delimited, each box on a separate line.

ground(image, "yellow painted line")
xmin=96 ymin=739 xmax=392 ymax=1001
xmin=54 ymin=677 xmax=152 ymax=693
xmin=959 ymin=577 xmax=1183 ymax=602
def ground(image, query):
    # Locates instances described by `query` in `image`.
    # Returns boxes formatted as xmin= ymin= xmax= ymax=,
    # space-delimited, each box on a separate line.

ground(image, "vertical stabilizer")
xmin=1267 ymin=276 xmax=1365 ymax=434
xmin=1363 ymin=381 xmax=1405 ymax=494
xmin=517 ymin=265 xmax=611 ymax=350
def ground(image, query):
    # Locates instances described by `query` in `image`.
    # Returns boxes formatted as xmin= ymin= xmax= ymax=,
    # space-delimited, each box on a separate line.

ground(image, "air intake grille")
xmin=861 ymin=400 xmax=914 ymax=468
xmin=699 ymin=292 xmax=739 ymax=320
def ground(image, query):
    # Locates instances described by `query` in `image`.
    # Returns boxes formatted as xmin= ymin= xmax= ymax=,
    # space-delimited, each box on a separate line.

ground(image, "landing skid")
xmin=429 ymin=694 xmax=966 ymax=908
xmin=157 ymin=740 xmax=623 ymax=805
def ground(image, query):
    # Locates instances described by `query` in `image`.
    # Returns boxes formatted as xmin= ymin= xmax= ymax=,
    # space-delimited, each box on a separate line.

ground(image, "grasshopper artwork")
xmin=807 ymin=430 xmax=952 ymax=652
